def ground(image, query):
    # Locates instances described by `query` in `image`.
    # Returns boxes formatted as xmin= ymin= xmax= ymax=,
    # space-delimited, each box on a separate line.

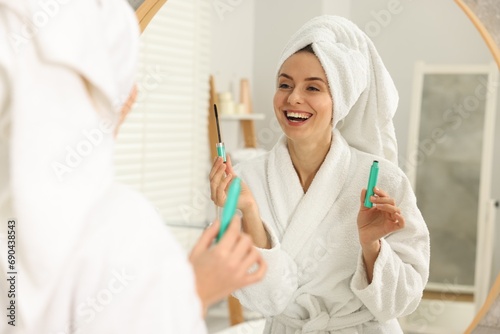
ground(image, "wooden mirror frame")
xmin=135 ymin=0 xmax=167 ymax=32
xmin=455 ymin=0 xmax=500 ymax=69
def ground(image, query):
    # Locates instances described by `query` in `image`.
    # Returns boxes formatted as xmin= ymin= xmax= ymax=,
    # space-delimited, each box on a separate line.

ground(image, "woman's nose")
xmin=287 ymin=88 xmax=303 ymax=105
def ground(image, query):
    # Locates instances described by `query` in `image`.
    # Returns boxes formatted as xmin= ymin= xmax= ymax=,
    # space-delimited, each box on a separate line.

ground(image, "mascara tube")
xmin=216 ymin=142 xmax=226 ymax=163
xmin=364 ymin=160 xmax=379 ymax=208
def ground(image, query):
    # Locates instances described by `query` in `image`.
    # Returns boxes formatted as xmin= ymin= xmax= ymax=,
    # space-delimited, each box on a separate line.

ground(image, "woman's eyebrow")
xmin=278 ymin=73 xmax=326 ymax=84
xmin=279 ymin=73 xmax=293 ymax=80
xmin=304 ymin=77 xmax=327 ymax=84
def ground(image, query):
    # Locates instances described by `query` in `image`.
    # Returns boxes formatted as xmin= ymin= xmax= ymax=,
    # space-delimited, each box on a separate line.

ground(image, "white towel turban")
xmin=276 ymin=15 xmax=399 ymax=164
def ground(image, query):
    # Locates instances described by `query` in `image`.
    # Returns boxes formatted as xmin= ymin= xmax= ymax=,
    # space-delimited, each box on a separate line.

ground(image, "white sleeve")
xmin=350 ymin=172 xmax=430 ymax=322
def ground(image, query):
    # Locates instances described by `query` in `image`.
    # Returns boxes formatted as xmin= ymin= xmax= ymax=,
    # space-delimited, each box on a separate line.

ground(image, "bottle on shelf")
xmin=218 ymin=92 xmax=235 ymax=115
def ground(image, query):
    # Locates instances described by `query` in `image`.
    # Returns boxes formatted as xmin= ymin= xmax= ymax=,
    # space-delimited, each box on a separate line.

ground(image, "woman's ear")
xmin=115 ymin=84 xmax=138 ymax=137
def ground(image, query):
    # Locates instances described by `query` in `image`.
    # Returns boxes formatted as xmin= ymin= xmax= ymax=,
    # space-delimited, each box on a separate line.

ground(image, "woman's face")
xmin=273 ymin=51 xmax=333 ymax=145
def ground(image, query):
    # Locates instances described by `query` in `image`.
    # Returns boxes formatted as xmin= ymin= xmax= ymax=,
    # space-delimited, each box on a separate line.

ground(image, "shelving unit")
xmin=207 ymin=75 xmax=263 ymax=326
xmin=208 ymin=76 xmax=264 ymax=160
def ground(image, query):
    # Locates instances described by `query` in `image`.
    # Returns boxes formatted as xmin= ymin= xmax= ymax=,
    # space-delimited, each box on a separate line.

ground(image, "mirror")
xmin=406 ymin=63 xmax=498 ymax=309
xmin=125 ymin=1 xmax=500 ymax=332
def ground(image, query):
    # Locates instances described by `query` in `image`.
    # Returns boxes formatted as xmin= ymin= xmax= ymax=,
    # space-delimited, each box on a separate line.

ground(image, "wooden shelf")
xmin=219 ymin=114 xmax=265 ymax=121
xmin=207 ymin=76 xmax=259 ymax=326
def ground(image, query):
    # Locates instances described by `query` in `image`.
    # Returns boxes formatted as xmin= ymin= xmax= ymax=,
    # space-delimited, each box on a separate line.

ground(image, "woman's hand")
xmin=357 ymin=187 xmax=405 ymax=282
xmin=189 ymin=217 xmax=267 ymax=316
xmin=357 ymin=187 xmax=405 ymax=245
xmin=208 ymin=155 xmax=271 ymax=249
xmin=209 ymin=154 xmax=256 ymax=212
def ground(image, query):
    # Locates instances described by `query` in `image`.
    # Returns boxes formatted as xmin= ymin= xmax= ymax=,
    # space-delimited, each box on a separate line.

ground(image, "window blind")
xmin=114 ymin=0 xmax=211 ymax=227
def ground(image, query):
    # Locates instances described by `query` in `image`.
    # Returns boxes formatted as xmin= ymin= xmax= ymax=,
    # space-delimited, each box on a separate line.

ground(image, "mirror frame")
xmin=135 ymin=0 xmax=167 ymax=32
xmin=455 ymin=0 xmax=500 ymax=69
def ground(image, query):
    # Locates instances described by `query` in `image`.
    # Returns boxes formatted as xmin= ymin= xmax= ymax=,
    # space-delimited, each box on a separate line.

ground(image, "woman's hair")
xmin=297 ymin=44 xmax=315 ymax=55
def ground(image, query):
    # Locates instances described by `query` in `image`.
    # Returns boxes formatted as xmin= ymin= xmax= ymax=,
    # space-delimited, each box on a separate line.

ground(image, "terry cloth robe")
xmin=233 ymin=129 xmax=430 ymax=334
xmin=0 ymin=1 xmax=207 ymax=333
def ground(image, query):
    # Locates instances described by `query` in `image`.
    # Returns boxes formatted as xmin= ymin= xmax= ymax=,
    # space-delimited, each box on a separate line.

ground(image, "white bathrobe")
xmin=234 ymin=130 xmax=430 ymax=333
xmin=0 ymin=1 xmax=206 ymax=333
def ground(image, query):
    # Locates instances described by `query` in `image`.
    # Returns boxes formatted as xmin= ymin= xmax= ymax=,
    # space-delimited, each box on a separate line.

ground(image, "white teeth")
xmin=286 ymin=111 xmax=311 ymax=119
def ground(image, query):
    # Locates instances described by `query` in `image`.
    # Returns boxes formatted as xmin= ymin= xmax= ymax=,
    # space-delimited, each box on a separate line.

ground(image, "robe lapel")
xmin=271 ymin=130 xmax=351 ymax=259
xmin=267 ymin=135 xmax=304 ymax=235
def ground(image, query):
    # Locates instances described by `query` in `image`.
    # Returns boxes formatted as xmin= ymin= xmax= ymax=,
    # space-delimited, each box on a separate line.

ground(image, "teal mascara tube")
xmin=364 ymin=160 xmax=379 ymax=208
xmin=217 ymin=177 xmax=241 ymax=242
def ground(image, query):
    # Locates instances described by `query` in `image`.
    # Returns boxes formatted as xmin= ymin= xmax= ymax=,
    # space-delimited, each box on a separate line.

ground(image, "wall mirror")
xmin=121 ymin=0 xmax=500 ymax=332
xmin=406 ymin=62 xmax=498 ymax=310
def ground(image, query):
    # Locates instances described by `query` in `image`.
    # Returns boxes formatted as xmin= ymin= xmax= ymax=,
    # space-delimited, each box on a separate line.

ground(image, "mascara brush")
xmin=214 ymin=104 xmax=226 ymax=162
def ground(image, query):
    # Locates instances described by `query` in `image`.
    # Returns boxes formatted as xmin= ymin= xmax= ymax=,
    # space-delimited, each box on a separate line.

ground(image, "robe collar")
xmin=267 ymin=128 xmax=351 ymax=259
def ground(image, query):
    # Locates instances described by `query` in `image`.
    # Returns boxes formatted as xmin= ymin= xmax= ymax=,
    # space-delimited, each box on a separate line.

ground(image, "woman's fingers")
xmin=209 ymin=157 xmax=224 ymax=180
xmin=218 ymin=215 xmax=242 ymax=251
xmin=373 ymin=187 xmax=390 ymax=198
xmin=372 ymin=203 xmax=400 ymax=215
xmin=359 ymin=188 xmax=367 ymax=204
xmin=375 ymin=203 xmax=405 ymax=231
xmin=226 ymin=154 xmax=236 ymax=176
xmin=228 ymin=224 xmax=267 ymax=284
xmin=370 ymin=191 xmax=399 ymax=218
xmin=363 ymin=186 xmax=405 ymax=225
xmin=395 ymin=212 xmax=405 ymax=228
xmin=242 ymin=251 xmax=267 ymax=285
xmin=231 ymin=233 xmax=253 ymax=264
xmin=370 ymin=195 xmax=395 ymax=206
xmin=216 ymin=173 xmax=232 ymax=203
xmin=210 ymin=162 xmax=227 ymax=202
xmin=189 ymin=220 xmax=220 ymax=260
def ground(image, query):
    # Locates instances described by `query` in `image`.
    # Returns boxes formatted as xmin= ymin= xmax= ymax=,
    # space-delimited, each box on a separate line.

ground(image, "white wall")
xmin=322 ymin=0 xmax=351 ymax=18
xmin=210 ymin=0 xmax=254 ymax=98
xmin=210 ymin=0 xmax=255 ymax=153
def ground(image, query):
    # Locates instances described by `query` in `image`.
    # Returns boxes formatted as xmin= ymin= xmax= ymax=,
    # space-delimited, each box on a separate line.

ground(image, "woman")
xmin=210 ymin=15 xmax=430 ymax=333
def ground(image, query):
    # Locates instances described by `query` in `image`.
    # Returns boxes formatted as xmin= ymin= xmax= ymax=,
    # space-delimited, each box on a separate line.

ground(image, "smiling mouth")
xmin=285 ymin=110 xmax=312 ymax=123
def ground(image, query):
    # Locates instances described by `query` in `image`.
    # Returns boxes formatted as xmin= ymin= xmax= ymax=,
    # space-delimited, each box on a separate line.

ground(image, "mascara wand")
xmin=214 ymin=104 xmax=226 ymax=162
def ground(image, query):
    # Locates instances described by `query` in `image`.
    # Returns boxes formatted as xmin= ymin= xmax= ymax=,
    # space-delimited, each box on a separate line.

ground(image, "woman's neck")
xmin=287 ymin=133 xmax=332 ymax=193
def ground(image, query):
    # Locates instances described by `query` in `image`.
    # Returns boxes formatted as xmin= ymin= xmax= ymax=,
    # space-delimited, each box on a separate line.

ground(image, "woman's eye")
xmin=279 ymin=83 xmax=291 ymax=89
xmin=307 ymin=86 xmax=320 ymax=92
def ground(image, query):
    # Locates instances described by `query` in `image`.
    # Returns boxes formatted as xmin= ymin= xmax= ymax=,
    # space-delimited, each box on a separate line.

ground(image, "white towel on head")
xmin=276 ymin=15 xmax=399 ymax=164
